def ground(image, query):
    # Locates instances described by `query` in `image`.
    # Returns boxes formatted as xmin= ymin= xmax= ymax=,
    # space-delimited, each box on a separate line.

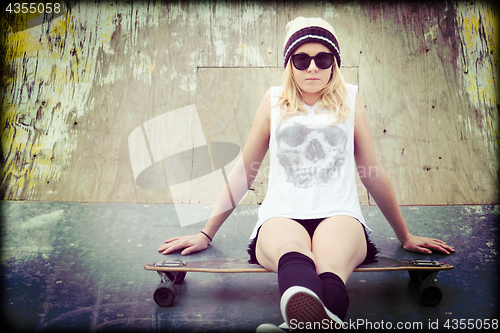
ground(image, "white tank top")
xmin=250 ymin=84 xmax=371 ymax=239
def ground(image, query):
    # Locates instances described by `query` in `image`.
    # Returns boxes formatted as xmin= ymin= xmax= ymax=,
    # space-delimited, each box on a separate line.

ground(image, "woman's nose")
xmin=307 ymin=60 xmax=319 ymax=72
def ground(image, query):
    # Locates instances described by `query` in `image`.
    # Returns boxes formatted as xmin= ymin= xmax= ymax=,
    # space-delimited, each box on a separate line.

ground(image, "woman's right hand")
xmin=158 ymin=233 xmax=211 ymax=256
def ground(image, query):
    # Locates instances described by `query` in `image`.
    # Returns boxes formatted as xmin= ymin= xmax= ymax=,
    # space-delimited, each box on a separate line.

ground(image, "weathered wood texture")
xmin=1 ymin=1 xmax=498 ymax=205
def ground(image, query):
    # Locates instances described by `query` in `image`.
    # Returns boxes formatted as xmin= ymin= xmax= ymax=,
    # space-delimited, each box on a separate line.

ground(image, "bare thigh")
xmin=255 ymin=217 xmax=313 ymax=272
xmin=312 ymin=216 xmax=367 ymax=283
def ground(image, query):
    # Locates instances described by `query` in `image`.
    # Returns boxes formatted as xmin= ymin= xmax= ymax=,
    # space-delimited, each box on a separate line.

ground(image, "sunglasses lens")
xmin=315 ymin=53 xmax=334 ymax=69
xmin=292 ymin=54 xmax=311 ymax=70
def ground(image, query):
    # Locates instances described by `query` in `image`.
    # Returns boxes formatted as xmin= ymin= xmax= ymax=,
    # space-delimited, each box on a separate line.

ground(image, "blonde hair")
xmin=277 ymin=58 xmax=349 ymax=124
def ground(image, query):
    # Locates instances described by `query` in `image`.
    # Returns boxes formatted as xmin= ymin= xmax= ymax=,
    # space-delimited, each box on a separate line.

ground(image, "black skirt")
xmin=247 ymin=217 xmax=379 ymax=265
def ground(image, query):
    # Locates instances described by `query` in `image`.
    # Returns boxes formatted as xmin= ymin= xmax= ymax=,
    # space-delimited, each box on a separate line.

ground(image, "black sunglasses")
xmin=291 ymin=52 xmax=335 ymax=70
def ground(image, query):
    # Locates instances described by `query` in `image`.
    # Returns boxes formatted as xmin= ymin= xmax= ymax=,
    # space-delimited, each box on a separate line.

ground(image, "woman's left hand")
xmin=403 ymin=234 xmax=455 ymax=255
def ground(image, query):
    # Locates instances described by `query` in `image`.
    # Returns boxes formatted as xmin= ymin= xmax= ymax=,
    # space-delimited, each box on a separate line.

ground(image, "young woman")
xmin=158 ymin=17 xmax=454 ymax=331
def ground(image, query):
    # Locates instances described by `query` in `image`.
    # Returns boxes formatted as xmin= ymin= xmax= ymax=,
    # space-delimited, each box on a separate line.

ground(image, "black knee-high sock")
xmin=319 ymin=272 xmax=349 ymax=321
xmin=277 ymin=252 xmax=323 ymax=300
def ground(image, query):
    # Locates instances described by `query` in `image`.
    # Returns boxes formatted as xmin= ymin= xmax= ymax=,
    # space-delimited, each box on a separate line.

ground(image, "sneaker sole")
xmin=285 ymin=290 xmax=330 ymax=326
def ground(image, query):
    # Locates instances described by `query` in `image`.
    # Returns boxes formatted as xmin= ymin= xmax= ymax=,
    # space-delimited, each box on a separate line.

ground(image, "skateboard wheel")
xmin=154 ymin=281 xmax=177 ymax=307
xmin=419 ymin=282 xmax=442 ymax=306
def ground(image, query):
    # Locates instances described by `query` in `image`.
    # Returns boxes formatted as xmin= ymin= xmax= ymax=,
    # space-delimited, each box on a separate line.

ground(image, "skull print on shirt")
xmin=275 ymin=119 xmax=348 ymax=188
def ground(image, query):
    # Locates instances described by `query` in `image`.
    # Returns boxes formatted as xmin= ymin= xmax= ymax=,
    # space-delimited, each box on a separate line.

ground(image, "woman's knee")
xmin=312 ymin=216 xmax=367 ymax=281
xmin=255 ymin=217 xmax=313 ymax=271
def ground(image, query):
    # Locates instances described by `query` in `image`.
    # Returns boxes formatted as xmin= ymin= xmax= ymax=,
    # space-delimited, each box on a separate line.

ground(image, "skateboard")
xmin=144 ymin=256 xmax=453 ymax=307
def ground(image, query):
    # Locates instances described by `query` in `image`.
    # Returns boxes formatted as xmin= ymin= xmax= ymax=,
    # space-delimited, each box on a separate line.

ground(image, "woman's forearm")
xmin=202 ymin=154 xmax=261 ymax=240
xmin=360 ymin=164 xmax=410 ymax=244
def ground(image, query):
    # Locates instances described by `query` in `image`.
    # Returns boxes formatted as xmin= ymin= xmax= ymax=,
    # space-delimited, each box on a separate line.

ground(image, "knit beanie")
xmin=283 ymin=17 xmax=341 ymax=69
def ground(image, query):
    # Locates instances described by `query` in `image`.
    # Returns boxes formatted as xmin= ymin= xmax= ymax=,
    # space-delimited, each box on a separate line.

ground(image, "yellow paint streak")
xmin=100 ymin=3 xmax=118 ymax=48
xmin=458 ymin=2 xmax=497 ymax=109
xmin=49 ymin=11 xmax=73 ymax=38
xmin=4 ymin=10 xmax=75 ymax=60
xmin=0 ymin=103 xmax=55 ymax=194
xmin=133 ymin=52 xmax=155 ymax=85
xmin=424 ymin=24 xmax=439 ymax=40
xmin=457 ymin=2 xmax=499 ymax=177
xmin=0 ymin=109 xmax=16 ymax=149
xmin=4 ymin=29 xmax=40 ymax=59
xmin=149 ymin=62 xmax=154 ymax=82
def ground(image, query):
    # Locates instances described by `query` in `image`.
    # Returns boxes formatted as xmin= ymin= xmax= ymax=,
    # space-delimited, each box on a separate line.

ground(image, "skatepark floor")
xmin=1 ymin=201 xmax=498 ymax=332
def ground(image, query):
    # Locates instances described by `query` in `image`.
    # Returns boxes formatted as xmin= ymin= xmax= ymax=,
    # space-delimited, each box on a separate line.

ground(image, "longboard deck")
xmin=144 ymin=256 xmax=453 ymax=273
xmin=145 ymin=256 xmax=453 ymax=307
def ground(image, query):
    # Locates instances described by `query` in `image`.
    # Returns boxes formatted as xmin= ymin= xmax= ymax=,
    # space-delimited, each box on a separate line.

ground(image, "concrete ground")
xmin=1 ymin=201 xmax=498 ymax=332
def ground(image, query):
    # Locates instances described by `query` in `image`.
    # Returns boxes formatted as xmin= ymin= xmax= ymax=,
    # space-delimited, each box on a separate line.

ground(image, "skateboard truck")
xmin=411 ymin=259 xmax=440 ymax=267
xmin=155 ymin=260 xmax=186 ymax=267
xmin=408 ymin=260 xmax=443 ymax=306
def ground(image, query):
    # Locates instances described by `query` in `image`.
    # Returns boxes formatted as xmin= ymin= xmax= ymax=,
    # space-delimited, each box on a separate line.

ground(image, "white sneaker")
xmin=280 ymin=286 xmax=343 ymax=330
xmin=278 ymin=322 xmax=289 ymax=329
xmin=256 ymin=323 xmax=287 ymax=332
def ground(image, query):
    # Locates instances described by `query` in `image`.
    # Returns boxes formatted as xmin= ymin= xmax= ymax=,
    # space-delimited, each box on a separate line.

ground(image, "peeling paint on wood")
xmin=1 ymin=1 xmax=497 ymax=205
xmin=2 ymin=8 xmax=105 ymax=200
xmin=456 ymin=2 xmax=498 ymax=177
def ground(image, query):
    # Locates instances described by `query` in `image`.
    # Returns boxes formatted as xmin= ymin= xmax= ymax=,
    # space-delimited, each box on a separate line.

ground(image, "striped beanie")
xmin=283 ymin=17 xmax=341 ymax=69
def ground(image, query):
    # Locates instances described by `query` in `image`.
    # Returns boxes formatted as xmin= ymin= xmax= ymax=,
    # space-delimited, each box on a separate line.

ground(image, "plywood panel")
xmin=1 ymin=1 xmax=497 ymax=205
xmin=1 ymin=1 xmax=278 ymax=204
xmin=354 ymin=2 xmax=498 ymax=205
xmin=196 ymin=67 xmax=282 ymax=204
